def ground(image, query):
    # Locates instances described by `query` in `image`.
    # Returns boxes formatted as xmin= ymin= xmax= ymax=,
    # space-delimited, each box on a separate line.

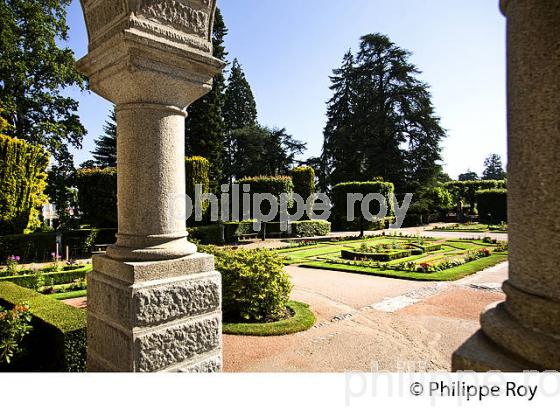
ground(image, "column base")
xmin=87 ymin=253 xmax=222 ymax=372
xmin=452 ymin=330 xmax=539 ymax=372
xmin=453 ymin=302 xmax=560 ymax=371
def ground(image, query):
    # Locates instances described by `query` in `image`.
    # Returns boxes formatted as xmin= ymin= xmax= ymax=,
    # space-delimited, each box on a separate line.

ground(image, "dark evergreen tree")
xmin=185 ymin=7 xmax=228 ymax=185
xmin=0 ymin=0 xmax=86 ymax=168
xmin=459 ymin=170 xmax=479 ymax=181
xmin=321 ymin=34 xmax=446 ymax=193
xmin=91 ymin=107 xmax=117 ymax=168
xmin=482 ymin=154 xmax=507 ymax=180
xmin=230 ymin=125 xmax=305 ymax=179
xmin=223 ymin=59 xmax=258 ymax=183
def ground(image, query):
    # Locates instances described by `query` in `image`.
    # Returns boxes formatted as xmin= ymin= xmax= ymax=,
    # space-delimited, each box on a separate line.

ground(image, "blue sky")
xmin=64 ymin=0 xmax=507 ymax=179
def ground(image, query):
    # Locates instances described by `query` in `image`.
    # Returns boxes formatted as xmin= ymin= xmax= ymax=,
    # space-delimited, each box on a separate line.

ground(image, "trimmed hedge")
xmin=237 ymin=176 xmax=294 ymax=219
xmin=445 ymin=180 xmax=506 ymax=213
xmin=0 ymin=229 xmax=116 ymax=262
xmin=0 ymin=135 xmax=50 ymax=234
xmin=332 ymin=181 xmax=395 ymax=231
xmin=188 ymin=225 xmax=223 ymax=245
xmin=0 ymin=265 xmax=92 ymax=289
xmin=476 ymin=189 xmax=507 ymax=223
xmin=74 ymin=168 xmax=117 ymax=228
xmin=291 ymin=166 xmax=315 ymax=201
xmin=0 ymin=282 xmax=86 ymax=372
xmin=186 ymin=156 xmax=210 ymax=222
xmin=291 ymin=220 xmax=331 ymax=237
xmin=224 ymin=220 xmax=257 ymax=242
xmin=341 ymin=249 xmax=413 ymax=262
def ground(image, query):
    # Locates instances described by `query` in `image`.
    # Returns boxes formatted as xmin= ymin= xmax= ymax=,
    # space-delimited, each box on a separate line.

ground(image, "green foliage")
xmin=0 ymin=135 xmax=50 ymax=234
xmin=476 ymin=189 xmax=507 ymax=223
xmin=459 ymin=170 xmax=479 ymax=181
xmin=224 ymin=221 xmax=257 ymax=242
xmin=482 ymin=154 xmax=507 ymax=180
xmin=74 ymin=168 xmax=117 ymax=228
xmin=0 ymin=229 xmax=116 ymax=263
xmin=0 ymin=303 xmax=32 ymax=364
xmin=321 ymin=34 xmax=445 ymax=192
xmin=91 ymin=107 xmax=117 ymax=168
xmin=292 ymin=166 xmax=316 ymax=200
xmin=237 ymin=175 xmax=295 ymax=218
xmin=185 ymin=156 xmax=210 ymax=222
xmin=290 ymin=220 xmax=331 ymax=237
xmin=0 ymin=282 xmax=86 ymax=371
xmin=0 ymin=265 xmax=92 ymax=289
xmin=229 ymin=125 xmax=306 ymax=180
xmin=223 ymin=59 xmax=257 ymax=132
xmin=331 ymin=181 xmax=395 ymax=231
xmin=45 ymin=163 xmax=79 ymax=230
xmin=0 ymin=0 xmax=86 ymax=168
xmin=187 ymin=225 xmax=223 ymax=245
xmin=204 ymin=247 xmax=293 ymax=323
xmin=445 ymin=180 xmax=506 ymax=212
xmin=186 ymin=8 xmax=228 ymax=185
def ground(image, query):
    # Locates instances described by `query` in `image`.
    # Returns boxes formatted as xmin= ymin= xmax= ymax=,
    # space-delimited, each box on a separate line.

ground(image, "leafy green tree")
xmin=230 ymin=125 xmax=305 ymax=179
xmin=91 ymin=107 xmax=117 ymax=168
xmin=185 ymin=8 xmax=228 ymax=185
xmin=0 ymin=0 xmax=86 ymax=168
xmin=482 ymin=154 xmax=507 ymax=180
xmin=45 ymin=163 xmax=78 ymax=231
xmin=459 ymin=170 xmax=479 ymax=181
xmin=223 ymin=59 xmax=258 ymax=183
xmin=321 ymin=34 xmax=446 ymax=193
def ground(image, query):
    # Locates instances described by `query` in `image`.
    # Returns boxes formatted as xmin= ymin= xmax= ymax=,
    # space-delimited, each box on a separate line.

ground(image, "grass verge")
xmin=301 ymin=253 xmax=508 ymax=282
xmin=223 ymin=301 xmax=316 ymax=336
xmin=46 ymin=289 xmax=88 ymax=301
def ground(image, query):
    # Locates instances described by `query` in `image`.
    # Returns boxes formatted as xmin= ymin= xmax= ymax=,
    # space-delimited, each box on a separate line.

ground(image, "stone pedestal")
xmin=77 ymin=1 xmax=225 ymax=372
xmin=87 ymin=254 xmax=222 ymax=372
xmin=453 ymin=0 xmax=560 ymax=371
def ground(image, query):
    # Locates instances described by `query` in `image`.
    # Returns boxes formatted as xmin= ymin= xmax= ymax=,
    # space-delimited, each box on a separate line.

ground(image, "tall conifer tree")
xmin=321 ymin=34 xmax=446 ymax=193
xmin=185 ymin=7 xmax=228 ymax=185
xmin=91 ymin=107 xmax=117 ymax=168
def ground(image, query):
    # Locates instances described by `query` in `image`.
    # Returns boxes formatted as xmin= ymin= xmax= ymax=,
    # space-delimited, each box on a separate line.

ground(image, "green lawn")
xmin=223 ymin=301 xmax=316 ymax=336
xmin=275 ymin=235 xmax=508 ymax=281
xmin=430 ymin=223 xmax=508 ymax=233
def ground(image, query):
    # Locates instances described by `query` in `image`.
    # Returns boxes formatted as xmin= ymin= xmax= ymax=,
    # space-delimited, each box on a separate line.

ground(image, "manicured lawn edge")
xmin=223 ymin=301 xmax=316 ymax=336
xmin=47 ymin=289 xmax=88 ymax=300
xmin=300 ymin=253 xmax=508 ymax=282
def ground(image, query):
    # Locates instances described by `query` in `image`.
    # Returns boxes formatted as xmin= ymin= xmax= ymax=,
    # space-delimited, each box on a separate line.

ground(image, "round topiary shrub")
xmin=205 ymin=247 xmax=293 ymax=323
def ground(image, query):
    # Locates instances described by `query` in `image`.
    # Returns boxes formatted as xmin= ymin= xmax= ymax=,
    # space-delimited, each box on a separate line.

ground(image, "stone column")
xmin=453 ymin=0 xmax=560 ymax=371
xmin=77 ymin=0 xmax=225 ymax=372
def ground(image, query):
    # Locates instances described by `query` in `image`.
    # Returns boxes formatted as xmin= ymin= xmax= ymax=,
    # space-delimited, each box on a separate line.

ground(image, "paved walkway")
xmin=224 ymin=260 xmax=508 ymax=372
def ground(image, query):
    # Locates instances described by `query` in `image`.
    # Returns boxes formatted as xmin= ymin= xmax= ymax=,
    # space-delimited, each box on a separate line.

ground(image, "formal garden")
xmin=0 ymin=1 xmax=511 ymax=373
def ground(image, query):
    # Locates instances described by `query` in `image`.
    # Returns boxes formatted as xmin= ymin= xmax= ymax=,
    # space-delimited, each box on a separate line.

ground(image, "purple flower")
xmin=15 ymin=256 xmax=20 ymax=262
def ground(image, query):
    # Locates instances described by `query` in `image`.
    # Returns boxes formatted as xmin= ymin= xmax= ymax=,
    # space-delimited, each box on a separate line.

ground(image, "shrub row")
xmin=476 ymin=189 xmax=507 ymax=223
xmin=74 ymin=168 xmax=117 ymax=228
xmin=331 ymin=181 xmax=395 ymax=231
xmin=341 ymin=249 xmax=413 ymax=262
xmin=0 ymin=229 xmax=116 ymax=262
xmin=0 ymin=282 xmax=86 ymax=372
xmin=444 ymin=180 xmax=506 ymax=212
xmin=290 ymin=220 xmax=331 ymax=237
xmin=0 ymin=265 xmax=91 ymax=289
xmin=0 ymin=135 xmax=50 ymax=235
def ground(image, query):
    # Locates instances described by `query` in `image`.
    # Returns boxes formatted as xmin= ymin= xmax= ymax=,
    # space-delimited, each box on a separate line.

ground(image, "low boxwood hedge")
xmin=0 ymin=265 xmax=92 ymax=289
xmin=290 ymin=220 xmax=331 ymax=237
xmin=0 ymin=282 xmax=86 ymax=372
xmin=341 ymin=249 xmax=413 ymax=262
